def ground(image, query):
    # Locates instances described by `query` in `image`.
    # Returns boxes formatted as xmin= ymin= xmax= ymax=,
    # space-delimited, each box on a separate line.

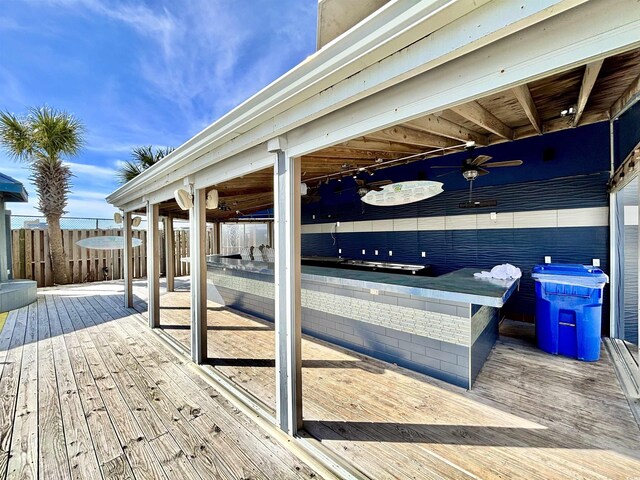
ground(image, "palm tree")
xmin=117 ymin=145 xmax=174 ymax=184
xmin=0 ymin=106 xmax=84 ymax=285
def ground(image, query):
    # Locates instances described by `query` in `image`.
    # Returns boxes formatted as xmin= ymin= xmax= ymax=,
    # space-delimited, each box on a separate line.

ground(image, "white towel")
xmin=474 ymin=263 xmax=522 ymax=280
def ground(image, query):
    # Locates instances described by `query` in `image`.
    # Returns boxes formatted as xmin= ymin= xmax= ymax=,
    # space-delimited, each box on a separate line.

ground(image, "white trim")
xmin=300 ymin=207 xmax=609 ymax=234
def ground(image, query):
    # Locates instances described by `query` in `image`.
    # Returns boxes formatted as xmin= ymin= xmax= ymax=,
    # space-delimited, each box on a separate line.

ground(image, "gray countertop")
xmin=206 ymin=256 xmax=519 ymax=307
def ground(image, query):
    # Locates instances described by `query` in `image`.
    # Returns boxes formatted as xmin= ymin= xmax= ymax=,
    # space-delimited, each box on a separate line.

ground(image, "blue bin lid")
xmin=532 ymin=264 xmax=608 ymax=287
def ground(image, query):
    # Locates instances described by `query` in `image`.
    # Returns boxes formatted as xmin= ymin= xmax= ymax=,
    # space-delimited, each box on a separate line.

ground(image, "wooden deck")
xmin=149 ymin=279 xmax=640 ymax=480
xmin=0 ymin=284 xmax=322 ymax=480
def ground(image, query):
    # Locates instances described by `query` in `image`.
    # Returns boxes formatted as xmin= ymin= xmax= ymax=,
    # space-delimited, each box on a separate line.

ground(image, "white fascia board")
xmin=286 ymin=0 xmax=640 ymax=157
xmin=107 ymin=0 xmax=591 ymax=207
xmin=144 ymin=179 xmax=185 ymax=206
xmin=120 ymin=198 xmax=147 ymax=213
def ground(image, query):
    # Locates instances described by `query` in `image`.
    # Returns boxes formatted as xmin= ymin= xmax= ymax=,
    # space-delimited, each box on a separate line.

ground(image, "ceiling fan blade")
xmin=430 ymin=165 xmax=459 ymax=169
xmin=471 ymin=154 xmax=493 ymax=166
xmin=477 ymin=167 xmax=490 ymax=176
xmin=483 ymin=160 xmax=523 ymax=168
xmin=303 ymin=195 xmax=322 ymax=204
xmin=368 ymin=180 xmax=392 ymax=187
xmin=436 ymin=170 xmax=459 ymax=178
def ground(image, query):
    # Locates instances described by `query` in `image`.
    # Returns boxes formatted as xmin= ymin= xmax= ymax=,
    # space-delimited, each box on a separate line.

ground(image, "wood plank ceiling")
xmin=153 ymin=47 xmax=640 ymax=222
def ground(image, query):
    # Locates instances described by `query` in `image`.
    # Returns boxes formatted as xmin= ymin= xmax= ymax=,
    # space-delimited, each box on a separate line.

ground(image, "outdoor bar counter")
xmin=206 ymin=256 xmax=518 ymax=388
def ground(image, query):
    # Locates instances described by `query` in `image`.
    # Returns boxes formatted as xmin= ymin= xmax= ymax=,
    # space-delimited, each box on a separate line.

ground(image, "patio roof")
xmin=108 ymin=1 xmax=640 ymax=213
xmin=0 ymin=172 xmax=28 ymax=203
xmin=139 ymin=46 xmax=640 ymax=222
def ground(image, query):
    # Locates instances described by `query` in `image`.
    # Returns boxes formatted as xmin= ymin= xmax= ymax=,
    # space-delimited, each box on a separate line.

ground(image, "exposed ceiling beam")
xmin=366 ymin=126 xmax=459 ymax=149
xmin=573 ymin=59 xmax=604 ymax=126
xmin=339 ymin=138 xmax=426 ymax=154
xmin=511 ymin=84 xmax=542 ymax=134
xmin=610 ymin=72 xmax=640 ymax=119
xmin=304 ymin=147 xmax=408 ymax=160
xmin=449 ymin=101 xmax=514 ymax=140
xmin=405 ymin=114 xmax=489 ymax=145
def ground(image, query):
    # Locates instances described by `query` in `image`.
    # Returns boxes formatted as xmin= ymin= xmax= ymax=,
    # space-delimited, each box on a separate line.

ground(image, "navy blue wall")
xmin=301 ymin=122 xmax=611 ymax=327
xmin=614 ymin=100 xmax=640 ymax=169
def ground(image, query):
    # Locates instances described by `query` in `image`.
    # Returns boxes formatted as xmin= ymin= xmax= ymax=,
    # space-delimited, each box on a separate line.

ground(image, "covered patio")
xmin=105 ymin=1 xmax=640 ymax=478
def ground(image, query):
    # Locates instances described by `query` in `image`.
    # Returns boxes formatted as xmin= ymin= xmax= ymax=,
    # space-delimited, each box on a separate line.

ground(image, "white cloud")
xmin=63 ymin=161 xmax=117 ymax=177
xmin=69 ymin=189 xmax=110 ymax=201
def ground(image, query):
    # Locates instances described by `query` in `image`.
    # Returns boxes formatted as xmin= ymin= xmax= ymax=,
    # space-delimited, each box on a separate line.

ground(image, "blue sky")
xmin=0 ymin=0 xmax=317 ymax=218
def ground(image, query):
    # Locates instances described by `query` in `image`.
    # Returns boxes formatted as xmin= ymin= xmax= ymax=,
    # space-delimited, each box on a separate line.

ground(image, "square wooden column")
xmin=165 ymin=215 xmax=175 ymax=292
xmin=214 ymin=221 xmax=221 ymax=254
xmin=190 ymin=188 xmax=208 ymax=364
xmin=123 ymin=211 xmax=134 ymax=308
xmin=271 ymin=138 xmax=303 ymax=436
xmin=0 ymin=198 xmax=7 ymax=283
xmin=147 ymin=202 xmax=160 ymax=328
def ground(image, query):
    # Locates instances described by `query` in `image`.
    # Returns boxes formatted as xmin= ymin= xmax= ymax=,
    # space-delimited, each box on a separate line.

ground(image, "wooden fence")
xmin=10 ymin=228 xmax=215 ymax=288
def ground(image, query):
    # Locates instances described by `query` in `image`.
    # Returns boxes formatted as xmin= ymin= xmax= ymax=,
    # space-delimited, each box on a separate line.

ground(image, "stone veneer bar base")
xmin=208 ymin=264 xmax=502 ymax=388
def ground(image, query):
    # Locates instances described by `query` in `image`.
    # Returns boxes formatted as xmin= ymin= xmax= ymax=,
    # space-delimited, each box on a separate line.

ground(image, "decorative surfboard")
xmin=76 ymin=236 xmax=143 ymax=250
xmin=361 ymin=180 xmax=444 ymax=206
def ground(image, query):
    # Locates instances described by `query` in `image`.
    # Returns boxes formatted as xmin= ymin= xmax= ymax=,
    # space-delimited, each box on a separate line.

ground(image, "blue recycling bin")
xmin=532 ymin=264 xmax=608 ymax=361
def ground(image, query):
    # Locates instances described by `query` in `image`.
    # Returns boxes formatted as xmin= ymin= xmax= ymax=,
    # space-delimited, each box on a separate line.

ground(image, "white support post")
xmin=165 ymin=215 xmax=175 ymax=292
xmin=147 ymin=202 xmax=160 ymax=328
xmin=190 ymin=188 xmax=207 ymax=364
xmin=271 ymin=138 xmax=303 ymax=436
xmin=123 ymin=211 xmax=133 ymax=308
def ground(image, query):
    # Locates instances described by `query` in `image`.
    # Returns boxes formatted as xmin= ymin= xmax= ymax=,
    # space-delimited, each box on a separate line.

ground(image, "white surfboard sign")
xmin=361 ymin=180 xmax=444 ymax=206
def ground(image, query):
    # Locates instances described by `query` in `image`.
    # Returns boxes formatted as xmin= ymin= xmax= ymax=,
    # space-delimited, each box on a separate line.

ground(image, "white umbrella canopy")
xmin=76 ymin=236 xmax=142 ymax=250
xmin=75 ymin=236 xmax=143 ymax=281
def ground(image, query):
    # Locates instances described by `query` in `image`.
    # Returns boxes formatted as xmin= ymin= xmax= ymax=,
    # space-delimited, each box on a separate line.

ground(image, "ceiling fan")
xmin=302 ymin=185 xmax=322 ymax=204
xmin=429 ymin=143 xmax=523 ymax=204
xmin=353 ymin=178 xmax=393 ymax=197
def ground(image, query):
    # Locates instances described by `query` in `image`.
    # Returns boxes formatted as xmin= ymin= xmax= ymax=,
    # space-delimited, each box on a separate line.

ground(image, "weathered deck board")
xmin=45 ymin=294 xmax=103 ymax=480
xmin=37 ymin=297 xmax=70 ymax=480
xmin=97 ymin=290 xmax=322 ymax=480
xmin=152 ymin=282 xmax=640 ymax=480
xmin=0 ymin=284 xmax=319 ymax=480
xmin=7 ymin=303 xmax=39 ymax=480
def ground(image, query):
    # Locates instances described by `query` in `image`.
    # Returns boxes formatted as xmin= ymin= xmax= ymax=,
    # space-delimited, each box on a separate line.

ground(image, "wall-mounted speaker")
xmin=206 ymin=189 xmax=219 ymax=209
xmin=174 ymin=188 xmax=193 ymax=210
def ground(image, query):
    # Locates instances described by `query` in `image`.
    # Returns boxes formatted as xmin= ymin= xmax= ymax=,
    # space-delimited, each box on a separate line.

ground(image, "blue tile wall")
xmin=304 ymin=226 xmax=609 ymax=324
xmin=301 ymin=122 xmax=612 ymax=330
xmin=623 ymin=225 xmax=638 ymax=344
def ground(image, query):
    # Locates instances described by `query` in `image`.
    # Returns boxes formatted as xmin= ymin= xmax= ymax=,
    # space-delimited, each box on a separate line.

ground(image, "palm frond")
xmin=29 ymin=106 xmax=84 ymax=160
xmin=117 ymin=145 xmax=175 ymax=184
xmin=0 ymin=111 xmax=34 ymax=161
xmin=117 ymin=159 xmax=145 ymax=184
